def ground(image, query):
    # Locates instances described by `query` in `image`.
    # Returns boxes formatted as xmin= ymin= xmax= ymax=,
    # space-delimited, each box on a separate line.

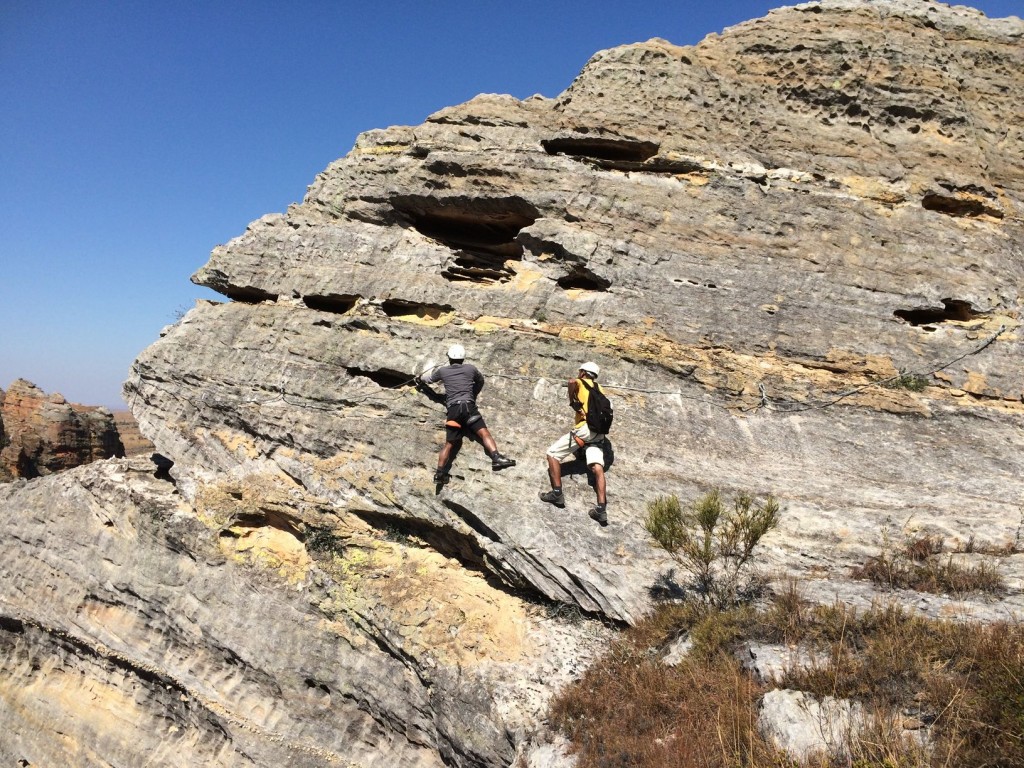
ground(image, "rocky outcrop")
xmin=3 ymin=1 xmax=1024 ymax=765
xmin=0 ymin=459 xmax=602 ymax=766
xmin=0 ymin=379 xmax=124 ymax=481
xmin=129 ymin=0 xmax=1024 ymax=621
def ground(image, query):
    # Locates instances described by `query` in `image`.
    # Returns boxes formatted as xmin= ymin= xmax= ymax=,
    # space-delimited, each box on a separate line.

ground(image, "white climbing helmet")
xmin=447 ymin=344 xmax=466 ymax=361
xmin=579 ymin=361 xmax=600 ymax=377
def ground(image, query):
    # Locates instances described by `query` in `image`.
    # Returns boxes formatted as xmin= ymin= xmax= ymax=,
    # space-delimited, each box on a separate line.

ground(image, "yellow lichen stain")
xmin=508 ymin=263 xmax=545 ymax=291
xmin=363 ymin=543 xmax=532 ymax=665
xmin=544 ymin=320 xmax=1024 ymax=414
xmin=209 ymin=429 xmax=261 ymax=460
xmin=962 ymin=371 xmax=989 ymax=396
xmin=468 ymin=318 xmax=505 ymax=333
xmin=842 ymin=175 xmax=907 ymax=206
xmin=388 ymin=305 xmax=455 ymax=327
xmin=677 ymin=172 xmax=710 ymax=186
xmin=352 ymin=143 xmax=408 ymax=156
xmin=220 ymin=524 xmax=313 ymax=585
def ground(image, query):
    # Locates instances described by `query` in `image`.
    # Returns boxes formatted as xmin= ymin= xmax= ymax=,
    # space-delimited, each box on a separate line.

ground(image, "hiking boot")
xmin=491 ymin=453 xmax=516 ymax=471
xmin=433 ymin=470 xmax=450 ymax=486
xmin=539 ymin=489 xmax=565 ymax=508
xmin=589 ymin=505 xmax=608 ymax=526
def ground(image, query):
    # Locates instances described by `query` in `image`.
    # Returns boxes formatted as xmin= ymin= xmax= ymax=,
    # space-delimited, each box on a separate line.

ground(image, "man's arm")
xmin=472 ymin=367 xmax=484 ymax=397
xmin=567 ymin=378 xmax=581 ymax=409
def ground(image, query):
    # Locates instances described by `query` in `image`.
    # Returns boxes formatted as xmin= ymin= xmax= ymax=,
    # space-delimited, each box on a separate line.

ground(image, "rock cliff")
xmin=0 ymin=379 xmax=125 ymax=481
xmin=3 ymin=1 xmax=1024 ymax=765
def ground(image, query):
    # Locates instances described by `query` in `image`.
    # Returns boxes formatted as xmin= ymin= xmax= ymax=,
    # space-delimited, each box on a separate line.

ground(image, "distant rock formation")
xmin=0 ymin=379 xmax=124 ymax=481
xmin=112 ymin=409 xmax=156 ymax=457
xmin=3 ymin=2 xmax=1024 ymax=766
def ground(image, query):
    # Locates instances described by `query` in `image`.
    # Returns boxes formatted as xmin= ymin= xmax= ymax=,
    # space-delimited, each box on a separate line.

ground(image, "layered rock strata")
xmin=3 ymin=1 xmax=1024 ymax=765
xmin=0 ymin=379 xmax=124 ymax=481
xmin=131 ymin=0 xmax=1024 ymax=620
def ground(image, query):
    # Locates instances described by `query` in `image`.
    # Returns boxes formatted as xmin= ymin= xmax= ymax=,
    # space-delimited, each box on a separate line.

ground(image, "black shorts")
xmin=445 ymin=402 xmax=486 ymax=442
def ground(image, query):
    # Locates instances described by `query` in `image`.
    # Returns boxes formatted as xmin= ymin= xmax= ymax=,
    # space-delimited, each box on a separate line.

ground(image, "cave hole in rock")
xmin=894 ymin=298 xmax=982 ymax=326
xmin=223 ymin=285 xmax=278 ymax=304
xmin=557 ymin=269 xmax=611 ymax=292
xmin=0 ymin=616 xmax=26 ymax=634
xmin=304 ymin=678 xmax=331 ymax=694
xmin=921 ymin=193 xmax=1002 ymax=219
xmin=344 ymin=366 xmax=411 ymax=389
xmin=302 ymin=294 xmax=360 ymax=314
xmin=219 ymin=509 xmax=303 ymax=539
xmin=392 ymin=195 xmax=539 ymax=284
xmin=380 ymin=299 xmax=455 ymax=323
xmin=542 ymin=136 xmax=660 ymax=163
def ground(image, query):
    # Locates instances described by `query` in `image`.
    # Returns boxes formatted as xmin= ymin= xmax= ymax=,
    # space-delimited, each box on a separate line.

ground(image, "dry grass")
xmin=551 ymin=586 xmax=1024 ymax=768
xmin=549 ymin=603 xmax=792 ymax=768
xmin=771 ymin=597 xmax=1024 ymax=767
xmin=852 ymin=533 xmax=1006 ymax=596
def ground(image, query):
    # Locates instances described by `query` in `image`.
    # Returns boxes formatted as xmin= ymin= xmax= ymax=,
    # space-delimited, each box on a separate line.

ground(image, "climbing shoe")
xmin=539 ymin=489 xmax=565 ymax=508
xmin=433 ymin=470 xmax=450 ymax=486
xmin=589 ymin=505 xmax=608 ymax=526
xmin=491 ymin=453 xmax=516 ymax=471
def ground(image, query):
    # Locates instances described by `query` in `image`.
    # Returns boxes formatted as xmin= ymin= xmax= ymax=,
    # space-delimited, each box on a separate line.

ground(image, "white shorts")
xmin=546 ymin=425 xmax=606 ymax=467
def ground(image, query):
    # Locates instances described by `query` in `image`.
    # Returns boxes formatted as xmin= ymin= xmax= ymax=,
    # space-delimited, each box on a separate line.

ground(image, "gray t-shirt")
xmin=422 ymin=363 xmax=484 ymax=407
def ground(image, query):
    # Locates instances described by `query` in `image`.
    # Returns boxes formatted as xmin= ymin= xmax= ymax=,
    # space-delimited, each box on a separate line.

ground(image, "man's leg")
xmin=586 ymin=441 xmax=608 ymax=526
xmin=475 ymin=426 xmax=515 ymax=470
xmin=547 ymin=454 xmax=563 ymax=490
xmin=589 ymin=462 xmax=607 ymax=505
xmin=476 ymin=427 xmax=498 ymax=456
xmin=435 ymin=437 xmax=461 ymax=483
xmin=540 ymin=434 xmax=573 ymax=508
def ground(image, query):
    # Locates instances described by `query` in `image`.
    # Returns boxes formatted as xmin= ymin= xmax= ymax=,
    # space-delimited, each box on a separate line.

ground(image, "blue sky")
xmin=1 ymin=0 xmax=1020 ymax=409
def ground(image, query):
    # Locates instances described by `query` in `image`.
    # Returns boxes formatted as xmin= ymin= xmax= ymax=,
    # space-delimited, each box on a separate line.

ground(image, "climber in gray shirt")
xmin=417 ymin=344 xmax=515 ymax=486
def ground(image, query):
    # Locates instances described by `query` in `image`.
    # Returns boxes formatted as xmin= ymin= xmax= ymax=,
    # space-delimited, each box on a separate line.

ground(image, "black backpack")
xmin=579 ymin=378 xmax=613 ymax=434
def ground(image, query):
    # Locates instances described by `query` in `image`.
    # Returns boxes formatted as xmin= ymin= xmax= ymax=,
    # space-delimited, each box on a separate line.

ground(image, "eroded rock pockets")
xmin=893 ymin=298 xmax=984 ymax=327
xmin=541 ymin=134 xmax=661 ymax=170
xmin=921 ymin=186 xmax=1005 ymax=219
xmin=391 ymin=194 xmax=540 ymax=284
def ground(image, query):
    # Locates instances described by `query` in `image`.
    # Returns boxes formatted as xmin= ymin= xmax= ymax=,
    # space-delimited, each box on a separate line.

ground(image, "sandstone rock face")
xmin=3 ymin=1 xmax=1024 ymax=765
xmin=130 ymin=0 xmax=1024 ymax=620
xmin=0 ymin=459 xmax=599 ymax=767
xmin=0 ymin=379 xmax=125 ymax=481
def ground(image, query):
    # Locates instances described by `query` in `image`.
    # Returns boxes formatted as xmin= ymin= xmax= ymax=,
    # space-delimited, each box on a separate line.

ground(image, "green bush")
xmin=882 ymin=370 xmax=930 ymax=392
xmin=645 ymin=490 xmax=780 ymax=607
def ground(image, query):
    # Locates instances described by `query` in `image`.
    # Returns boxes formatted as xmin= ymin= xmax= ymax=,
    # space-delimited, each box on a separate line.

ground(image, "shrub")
xmin=882 ymin=370 xmax=930 ymax=392
xmin=304 ymin=526 xmax=346 ymax=556
xmin=645 ymin=490 xmax=780 ymax=607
